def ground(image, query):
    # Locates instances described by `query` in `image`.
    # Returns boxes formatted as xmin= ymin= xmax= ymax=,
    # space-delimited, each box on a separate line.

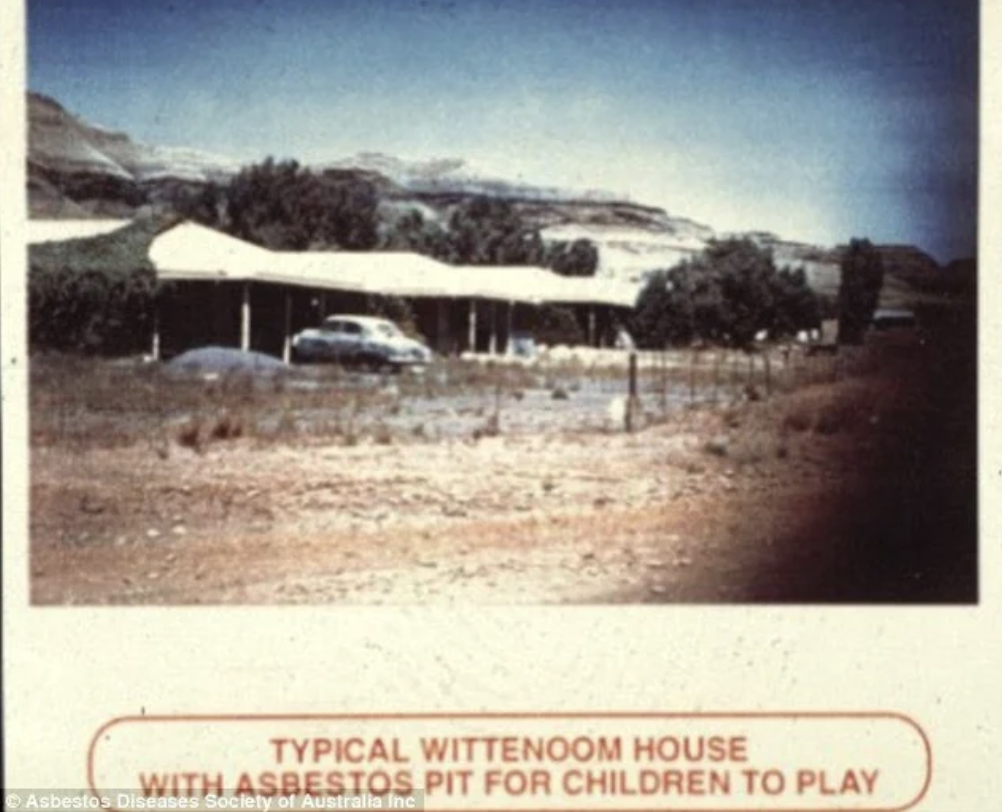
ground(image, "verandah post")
xmin=240 ymin=282 xmax=251 ymax=352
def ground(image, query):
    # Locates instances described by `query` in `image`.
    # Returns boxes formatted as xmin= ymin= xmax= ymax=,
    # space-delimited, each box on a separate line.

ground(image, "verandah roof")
xmin=142 ymin=220 xmax=640 ymax=308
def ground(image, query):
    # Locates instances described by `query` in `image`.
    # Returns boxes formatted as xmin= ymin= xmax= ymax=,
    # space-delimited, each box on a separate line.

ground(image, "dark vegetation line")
xmin=29 ymin=156 xmax=972 ymax=359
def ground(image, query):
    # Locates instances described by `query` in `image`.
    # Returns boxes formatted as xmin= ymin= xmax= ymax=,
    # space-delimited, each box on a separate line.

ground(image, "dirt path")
xmin=29 ymin=417 xmax=797 ymax=604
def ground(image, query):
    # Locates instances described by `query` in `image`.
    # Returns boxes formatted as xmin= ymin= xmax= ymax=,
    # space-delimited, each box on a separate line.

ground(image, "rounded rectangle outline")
xmin=88 ymin=712 xmax=931 ymax=812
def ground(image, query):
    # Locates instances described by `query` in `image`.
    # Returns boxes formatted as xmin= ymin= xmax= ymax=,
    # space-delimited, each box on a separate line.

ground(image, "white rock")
xmin=607 ymin=396 xmax=627 ymax=426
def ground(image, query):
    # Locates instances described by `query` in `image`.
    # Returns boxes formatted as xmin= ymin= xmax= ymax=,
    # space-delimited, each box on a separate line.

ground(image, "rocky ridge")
xmin=27 ymin=92 xmax=956 ymax=301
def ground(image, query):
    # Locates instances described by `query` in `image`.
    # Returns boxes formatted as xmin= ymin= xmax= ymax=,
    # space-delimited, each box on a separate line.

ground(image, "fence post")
xmin=713 ymin=349 xmax=722 ymax=404
xmin=661 ymin=348 xmax=669 ymax=417
xmin=282 ymin=289 xmax=293 ymax=364
xmin=150 ymin=302 xmax=161 ymax=361
xmin=626 ymin=351 xmax=638 ymax=432
xmin=688 ymin=346 xmax=697 ymax=408
xmin=468 ymin=299 xmax=477 ymax=354
xmin=493 ymin=373 xmax=503 ymax=434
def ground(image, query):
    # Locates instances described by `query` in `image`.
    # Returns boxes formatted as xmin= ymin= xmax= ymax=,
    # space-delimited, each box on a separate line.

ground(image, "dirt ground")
xmin=29 ymin=319 xmax=977 ymax=605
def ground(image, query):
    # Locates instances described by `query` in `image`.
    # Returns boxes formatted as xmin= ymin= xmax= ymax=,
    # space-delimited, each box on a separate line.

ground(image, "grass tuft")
xmin=210 ymin=411 xmax=244 ymax=441
xmin=176 ymin=419 xmax=204 ymax=453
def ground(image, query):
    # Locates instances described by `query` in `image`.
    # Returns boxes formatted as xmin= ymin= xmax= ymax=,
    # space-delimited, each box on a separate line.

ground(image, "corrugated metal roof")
xmin=27 ymin=218 xmax=134 ymax=244
xmin=547 ymin=275 xmax=641 ymax=308
xmin=150 ymin=222 xmax=275 ymax=279
xmin=451 ymin=265 xmax=560 ymax=303
xmin=148 ymin=221 xmax=639 ymax=307
xmin=266 ymin=250 xmax=464 ymax=298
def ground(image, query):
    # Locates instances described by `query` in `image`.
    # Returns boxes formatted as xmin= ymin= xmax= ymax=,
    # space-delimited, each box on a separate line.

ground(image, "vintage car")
xmin=291 ymin=315 xmax=432 ymax=370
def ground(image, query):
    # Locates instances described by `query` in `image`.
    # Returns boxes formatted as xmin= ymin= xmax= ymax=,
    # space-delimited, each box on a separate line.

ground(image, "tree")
xmin=837 ymin=238 xmax=884 ymax=344
xmin=630 ymin=267 xmax=696 ymax=348
xmin=175 ymin=158 xmax=380 ymax=251
xmin=174 ymin=181 xmax=224 ymax=224
xmin=546 ymin=238 xmax=599 ymax=277
xmin=708 ymin=239 xmax=779 ymax=348
xmin=630 ymin=239 xmax=821 ymax=349
xmin=771 ymin=267 xmax=822 ymax=338
xmin=445 ymin=197 xmax=546 ymax=266
xmin=378 ymin=208 xmax=451 ymax=259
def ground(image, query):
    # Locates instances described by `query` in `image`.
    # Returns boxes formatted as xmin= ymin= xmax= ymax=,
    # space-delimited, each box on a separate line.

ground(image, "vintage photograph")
xmin=26 ymin=0 xmax=978 ymax=605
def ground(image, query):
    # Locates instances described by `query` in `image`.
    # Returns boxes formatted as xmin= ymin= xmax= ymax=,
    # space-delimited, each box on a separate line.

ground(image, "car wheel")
xmin=352 ymin=353 xmax=376 ymax=373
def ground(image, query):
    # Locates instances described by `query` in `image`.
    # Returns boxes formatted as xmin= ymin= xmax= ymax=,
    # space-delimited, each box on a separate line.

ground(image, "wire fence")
xmin=519 ymin=345 xmax=860 ymax=428
xmin=30 ymin=344 xmax=871 ymax=449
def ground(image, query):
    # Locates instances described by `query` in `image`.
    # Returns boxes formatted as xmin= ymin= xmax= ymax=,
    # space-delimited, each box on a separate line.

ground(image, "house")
xmin=30 ymin=218 xmax=641 ymax=359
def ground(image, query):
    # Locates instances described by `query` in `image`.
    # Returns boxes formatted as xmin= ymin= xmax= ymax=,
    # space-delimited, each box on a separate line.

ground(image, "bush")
xmin=176 ymin=419 xmax=205 ymax=452
xmin=28 ymin=218 xmax=166 ymax=354
xmin=29 ymin=266 xmax=157 ymax=353
xmin=532 ymin=305 xmax=584 ymax=347
xmin=210 ymin=411 xmax=244 ymax=441
xmin=631 ymin=239 xmax=821 ymax=350
xmin=837 ymin=238 xmax=884 ymax=345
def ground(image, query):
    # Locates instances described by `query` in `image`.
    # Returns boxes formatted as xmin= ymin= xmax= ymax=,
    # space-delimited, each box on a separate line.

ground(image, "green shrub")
xmin=28 ymin=218 xmax=168 ymax=355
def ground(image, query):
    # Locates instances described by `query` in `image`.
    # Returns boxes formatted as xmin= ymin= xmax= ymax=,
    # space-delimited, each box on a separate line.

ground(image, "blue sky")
xmin=28 ymin=0 xmax=978 ymax=261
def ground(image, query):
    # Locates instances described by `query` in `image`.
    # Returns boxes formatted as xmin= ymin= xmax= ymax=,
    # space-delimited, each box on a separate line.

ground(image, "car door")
xmin=338 ymin=320 xmax=365 ymax=364
xmin=319 ymin=319 xmax=345 ymax=361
